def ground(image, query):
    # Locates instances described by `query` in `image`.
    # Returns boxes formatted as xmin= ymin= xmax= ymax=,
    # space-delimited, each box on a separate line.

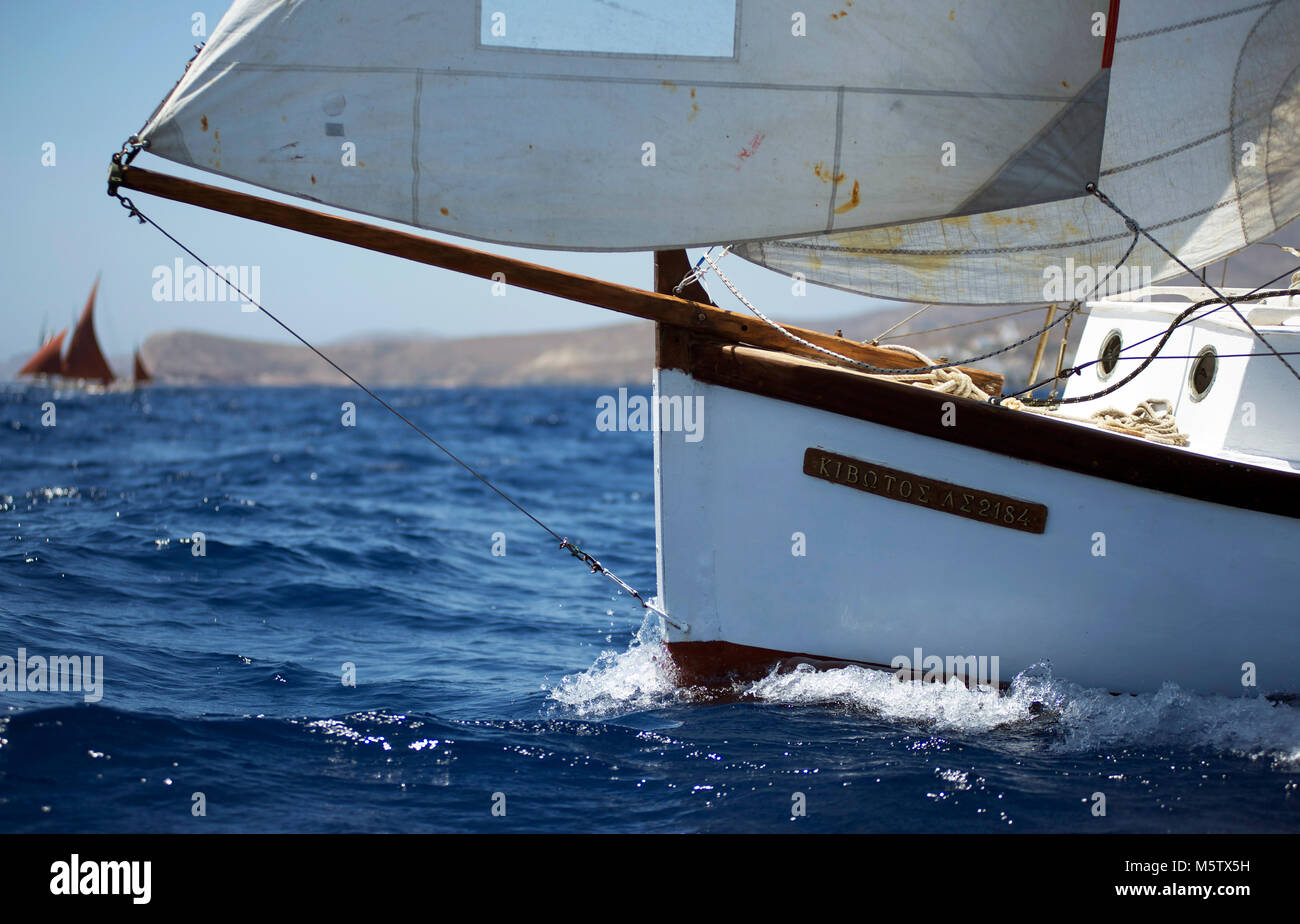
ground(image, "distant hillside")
xmin=7 ymin=224 xmax=1300 ymax=390
xmin=120 ymin=302 xmax=1071 ymax=392
xmin=135 ymin=324 xmax=657 ymax=387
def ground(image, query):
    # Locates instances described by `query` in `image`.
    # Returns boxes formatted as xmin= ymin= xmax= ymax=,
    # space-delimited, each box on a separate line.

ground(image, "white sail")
xmin=139 ymin=0 xmax=1110 ymax=250
xmin=738 ymin=0 xmax=1300 ymax=304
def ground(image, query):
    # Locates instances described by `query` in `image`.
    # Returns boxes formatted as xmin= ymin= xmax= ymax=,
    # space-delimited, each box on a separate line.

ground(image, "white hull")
xmin=653 ymin=340 xmax=1300 ymax=696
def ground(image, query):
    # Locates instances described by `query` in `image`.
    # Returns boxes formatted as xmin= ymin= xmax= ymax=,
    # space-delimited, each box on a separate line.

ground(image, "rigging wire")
xmin=1001 ymin=185 xmax=1300 ymax=406
xmin=876 ymin=304 xmax=1073 ymax=342
xmin=1111 ymin=350 xmax=1300 ymax=360
xmin=1000 ymin=282 xmax=1300 ymax=405
xmin=109 ymin=183 xmax=677 ymax=629
xmin=696 ymin=246 xmax=1125 ymax=378
xmin=868 ymin=303 xmax=933 ymax=344
xmin=1109 ymin=263 xmax=1300 ymax=360
xmin=1001 ymin=248 xmax=1300 ymax=404
xmin=1088 ymin=183 xmax=1300 ymax=384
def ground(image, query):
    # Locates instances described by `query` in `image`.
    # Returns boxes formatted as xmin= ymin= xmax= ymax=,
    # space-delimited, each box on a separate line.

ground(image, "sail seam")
xmin=765 ymin=190 xmax=1254 ymax=258
xmin=411 ymin=70 xmax=423 ymax=227
xmin=223 ymin=64 xmax=1081 ymax=103
xmin=826 ymin=87 xmax=845 ymax=231
xmin=1228 ymin=1 xmax=1292 ymax=240
xmin=1100 ymin=125 xmax=1234 ymax=177
xmin=1116 ymin=0 xmax=1276 ymax=42
xmin=1264 ymin=62 xmax=1300 ymax=230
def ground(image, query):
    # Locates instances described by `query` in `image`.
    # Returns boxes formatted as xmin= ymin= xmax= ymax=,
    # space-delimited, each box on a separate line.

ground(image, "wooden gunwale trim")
xmin=114 ymin=166 xmax=1002 ymax=394
xmin=656 ymin=324 xmax=1300 ymax=520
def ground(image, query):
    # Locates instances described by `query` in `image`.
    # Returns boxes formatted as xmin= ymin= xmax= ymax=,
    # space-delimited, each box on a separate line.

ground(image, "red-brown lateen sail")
xmin=133 ymin=349 xmax=152 ymax=384
xmin=60 ymin=278 xmax=115 ymax=384
xmin=17 ymin=328 xmax=68 ymax=376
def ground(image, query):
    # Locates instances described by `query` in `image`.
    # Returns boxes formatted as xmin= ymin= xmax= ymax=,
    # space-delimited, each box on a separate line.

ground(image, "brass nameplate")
xmin=803 ymin=448 xmax=1048 ymax=534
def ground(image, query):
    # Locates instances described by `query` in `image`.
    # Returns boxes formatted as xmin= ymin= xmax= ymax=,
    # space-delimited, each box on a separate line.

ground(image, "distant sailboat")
xmin=132 ymin=350 xmax=152 ymax=385
xmin=60 ymin=278 xmax=115 ymax=385
xmin=17 ymin=327 xmax=68 ymax=377
xmin=16 ymin=278 xmax=119 ymax=387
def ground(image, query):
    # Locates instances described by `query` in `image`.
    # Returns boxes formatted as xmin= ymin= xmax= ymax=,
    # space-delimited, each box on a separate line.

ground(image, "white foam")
xmin=548 ymin=616 xmax=1300 ymax=763
xmin=544 ymin=609 xmax=685 ymax=717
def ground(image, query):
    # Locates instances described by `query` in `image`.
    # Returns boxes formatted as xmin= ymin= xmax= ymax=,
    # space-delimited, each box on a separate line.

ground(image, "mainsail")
xmin=137 ymin=0 xmax=1112 ymax=250
xmin=61 ymin=279 xmax=116 ymax=384
xmin=17 ymin=328 xmax=67 ymax=377
xmin=738 ymin=0 xmax=1300 ymax=304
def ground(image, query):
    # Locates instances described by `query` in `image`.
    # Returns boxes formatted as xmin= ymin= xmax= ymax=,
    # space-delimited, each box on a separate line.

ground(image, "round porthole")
xmin=1097 ymin=329 xmax=1123 ymax=380
xmin=1189 ymin=346 xmax=1217 ymax=401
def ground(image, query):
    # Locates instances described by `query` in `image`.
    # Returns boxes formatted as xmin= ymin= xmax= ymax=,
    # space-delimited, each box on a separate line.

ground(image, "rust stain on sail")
xmin=813 ymin=162 xmax=846 ymax=184
xmin=980 ymin=212 xmax=1040 ymax=230
xmin=735 ymin=132 xmax=766 ymax=169
xmin=833 ymin=180 xmax=861 ymax=214
xmin=822 ymin=223 xmax=962 ymax=290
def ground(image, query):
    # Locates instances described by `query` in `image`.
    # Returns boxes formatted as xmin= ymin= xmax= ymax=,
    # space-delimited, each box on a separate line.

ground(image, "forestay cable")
xmin=110 ymin=182 xmax=676 ymax=628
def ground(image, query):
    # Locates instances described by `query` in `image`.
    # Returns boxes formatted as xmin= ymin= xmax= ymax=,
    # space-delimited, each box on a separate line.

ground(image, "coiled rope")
xmin=1001 ymin=396 xmax=1190 ymax=446
xmin=877 ymin=343 xmax=1190 ymax=445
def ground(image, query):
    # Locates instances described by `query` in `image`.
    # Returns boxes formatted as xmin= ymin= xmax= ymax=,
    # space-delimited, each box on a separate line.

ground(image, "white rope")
xmin=871 ymin=344 xmax=990 ymax=401
xmin=696 ymin=250 xmax=1189 ymax=444
xmin=1001 ymin=396 xmax=1190 ymax=445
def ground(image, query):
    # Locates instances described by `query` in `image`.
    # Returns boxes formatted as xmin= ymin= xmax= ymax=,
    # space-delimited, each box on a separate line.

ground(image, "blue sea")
xmin=2 ymin=382 xmax=1298 ymax=834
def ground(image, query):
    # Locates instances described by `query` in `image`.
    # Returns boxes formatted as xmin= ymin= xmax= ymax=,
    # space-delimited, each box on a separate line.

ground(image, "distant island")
xmin=3 ymin=303 xmax=1067 ymax=390
xmin=130 ymin=323 xmax=658 ymax=388
xmin=7 ymin=240 xmax=1295 ymax=389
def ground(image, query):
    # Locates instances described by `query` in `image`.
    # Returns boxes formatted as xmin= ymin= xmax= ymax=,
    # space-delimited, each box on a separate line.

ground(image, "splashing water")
xmin=549 ymin=613 xmax=1300 ymax=766
xmin=544 ymin=608 xmax=686 ymax=717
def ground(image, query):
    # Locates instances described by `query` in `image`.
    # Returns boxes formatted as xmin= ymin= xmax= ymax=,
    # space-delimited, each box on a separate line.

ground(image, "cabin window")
xmin=479 ymin=1 xmax=739 ymax=58
xmin=1097 ymin=329 xmax=1122 ymax=380
xmin=1189 ymin=346 xmax=1217 ymax=401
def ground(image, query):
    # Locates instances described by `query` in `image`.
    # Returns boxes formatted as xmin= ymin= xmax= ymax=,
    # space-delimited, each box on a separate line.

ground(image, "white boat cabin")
xmin=1064 ymin=287 xmax=1300 ymax=469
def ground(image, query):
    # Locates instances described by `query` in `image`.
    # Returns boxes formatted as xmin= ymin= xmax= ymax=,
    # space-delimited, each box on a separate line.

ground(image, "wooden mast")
xmin=112 ymin=165 xmax=1003 ymax=395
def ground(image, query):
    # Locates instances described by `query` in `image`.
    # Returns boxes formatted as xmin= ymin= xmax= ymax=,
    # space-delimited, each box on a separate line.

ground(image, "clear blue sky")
xmin=0 ymin=0 xmax=877 ymax=360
